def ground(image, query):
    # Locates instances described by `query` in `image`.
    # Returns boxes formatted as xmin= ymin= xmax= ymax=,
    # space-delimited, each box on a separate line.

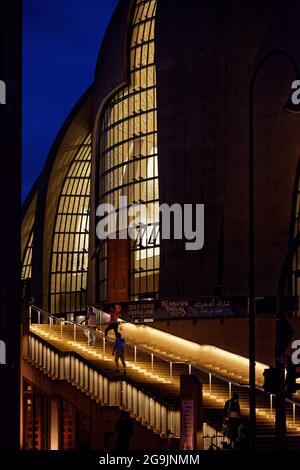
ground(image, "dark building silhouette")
xmin=0 ymin=0 xmax=22 ymax=449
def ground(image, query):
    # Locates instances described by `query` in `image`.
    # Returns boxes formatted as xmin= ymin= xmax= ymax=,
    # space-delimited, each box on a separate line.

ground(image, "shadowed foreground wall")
xmin=0 ymin=0 xmax=22 ymax=450
xmin=22 ymin=358 xmax=171 ymax=450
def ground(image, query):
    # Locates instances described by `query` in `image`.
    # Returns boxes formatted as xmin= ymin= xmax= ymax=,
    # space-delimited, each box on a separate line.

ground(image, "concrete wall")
xmin=156 ymin=0 xmax=300 ymax=297
xmin=150 ymin=315 xmax=300 ymax=366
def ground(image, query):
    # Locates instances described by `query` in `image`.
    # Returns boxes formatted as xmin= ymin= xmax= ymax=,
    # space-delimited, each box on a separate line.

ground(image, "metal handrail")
xmin=28 ymin=305 xmax=300 ymax=412
xmin=203 ymin=421 xmax=231 ymax=450
xmin=29 ymin=305 xmax=245 ymax=387
xmin=30 ymin=305 xmax=180 ymax=366
xmin=186 ymin=359 xmax=247 ymax=388
xmin=285 ymin=397 xmax=300 ymax=409
xmin=27 ymin=333 xmax=182 ymax=436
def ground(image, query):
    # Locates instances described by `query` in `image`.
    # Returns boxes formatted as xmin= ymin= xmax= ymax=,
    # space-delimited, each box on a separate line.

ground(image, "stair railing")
xmin=28 ymin=304 xmax=300 ymax=429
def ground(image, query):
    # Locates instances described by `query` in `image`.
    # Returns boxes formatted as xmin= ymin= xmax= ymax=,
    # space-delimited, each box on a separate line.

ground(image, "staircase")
xmin=26 ymin=307 xmax=300 ymax=450
xmin=118 ymin=322 xmax=300 ymax=449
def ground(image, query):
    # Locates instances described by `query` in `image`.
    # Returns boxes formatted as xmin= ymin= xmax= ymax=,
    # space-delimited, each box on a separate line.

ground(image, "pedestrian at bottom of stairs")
xmin=223 ymin=392 xmax=241 ymax=444
xmin=237 ymin=416 xmax=250 ymax=450
xmin=115 ymin=411 xmax=133 ymax=451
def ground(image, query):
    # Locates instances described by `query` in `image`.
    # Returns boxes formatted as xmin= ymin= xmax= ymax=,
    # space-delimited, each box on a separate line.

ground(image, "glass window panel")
xmin=99 ymin=0 xmax=158 ymax=300
xmin=21 ymin=230 xmax=34 ymax=280
xmin=50 ymin=133 xmax=91 ymax=314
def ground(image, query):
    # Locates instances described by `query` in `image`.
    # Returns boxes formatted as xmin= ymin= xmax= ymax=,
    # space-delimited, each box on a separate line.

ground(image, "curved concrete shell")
xmin=22 ymin=0 xmax=300 ymax=314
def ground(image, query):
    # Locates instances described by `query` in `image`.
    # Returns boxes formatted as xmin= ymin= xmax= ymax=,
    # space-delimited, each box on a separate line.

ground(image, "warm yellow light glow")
xmin=120 ymin=322 xmax=267 ymax=385
xmin=32 ymin=321 xmax=268 ymax=386
xmin=99 ymin=0 xmax=159 ymax=299
xmin=50 ymin=133 xmax=91 ymax=315
xmin=50 ymin=400 xmax=59 ymax=450
xmin=30 ymin=324 xmax=172 ymax=385
xmin=29 ymin=321 xmax=300 ymax=434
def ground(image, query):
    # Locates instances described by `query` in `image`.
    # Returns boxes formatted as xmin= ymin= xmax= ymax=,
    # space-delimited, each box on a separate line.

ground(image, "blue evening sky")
xmin=23 ymin=0 xmax=119 ymax=200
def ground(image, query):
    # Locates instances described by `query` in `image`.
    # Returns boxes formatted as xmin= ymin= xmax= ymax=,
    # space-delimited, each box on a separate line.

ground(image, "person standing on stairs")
xmin=113 ymin=332 xmax=127 ymax=374
xmin=105 ymin=303 xmax=121 ymax=338
xmin=81 ymin=306 xmax=97 ymax=347
xmin=223 ymin=392 xmax=241 ymax=445
xmin=114 ymin=411 xmax=133 ymax=450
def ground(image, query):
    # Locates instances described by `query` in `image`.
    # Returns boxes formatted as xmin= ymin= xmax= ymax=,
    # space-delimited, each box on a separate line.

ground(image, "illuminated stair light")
xmin=29 ymin=321 xmax=300 ymax=437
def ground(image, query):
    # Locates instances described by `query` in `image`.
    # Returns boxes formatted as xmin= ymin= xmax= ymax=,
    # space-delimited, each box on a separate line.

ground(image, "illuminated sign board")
xmin=102 ymin=295 xmax=299 ymax=322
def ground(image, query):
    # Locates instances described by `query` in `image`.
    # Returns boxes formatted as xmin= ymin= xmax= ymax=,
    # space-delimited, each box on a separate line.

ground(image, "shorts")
xmin=115 ymin=351 xmax=125 ymax=361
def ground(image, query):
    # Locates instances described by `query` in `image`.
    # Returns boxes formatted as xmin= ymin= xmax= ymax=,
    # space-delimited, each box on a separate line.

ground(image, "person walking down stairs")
xmin=223 ymin=392 xmax=241 ymax=445
xmin=113 ymin=332 xmax=127 ymax=374
xmin=105 ymin=303 xmax=121 ymax=338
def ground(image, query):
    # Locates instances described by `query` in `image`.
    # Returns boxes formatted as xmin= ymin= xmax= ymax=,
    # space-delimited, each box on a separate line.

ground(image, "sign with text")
xmin=103 ymin=296 xmax=248 ymax=322
xmin=102 ymin=295 xmax=298 ymax=322
xmin=180 ymin=375 xmax=203 ymax=450
xmin=181 ymin=400 xmax=195 ymax=450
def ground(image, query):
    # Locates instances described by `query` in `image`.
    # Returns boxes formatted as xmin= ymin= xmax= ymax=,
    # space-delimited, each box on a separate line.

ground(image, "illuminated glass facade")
xmin=99 ymin=0 xmax=159 ymax=301
xmin=20 ymin=0 xmax=300 ymax=317
xmin=22 ymin=230 xmax=34 ymax=281
xmin=21 ymin=195 xmax=37 ymax=281
xmin=49 ymin=133 xmax=91 ymax=315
